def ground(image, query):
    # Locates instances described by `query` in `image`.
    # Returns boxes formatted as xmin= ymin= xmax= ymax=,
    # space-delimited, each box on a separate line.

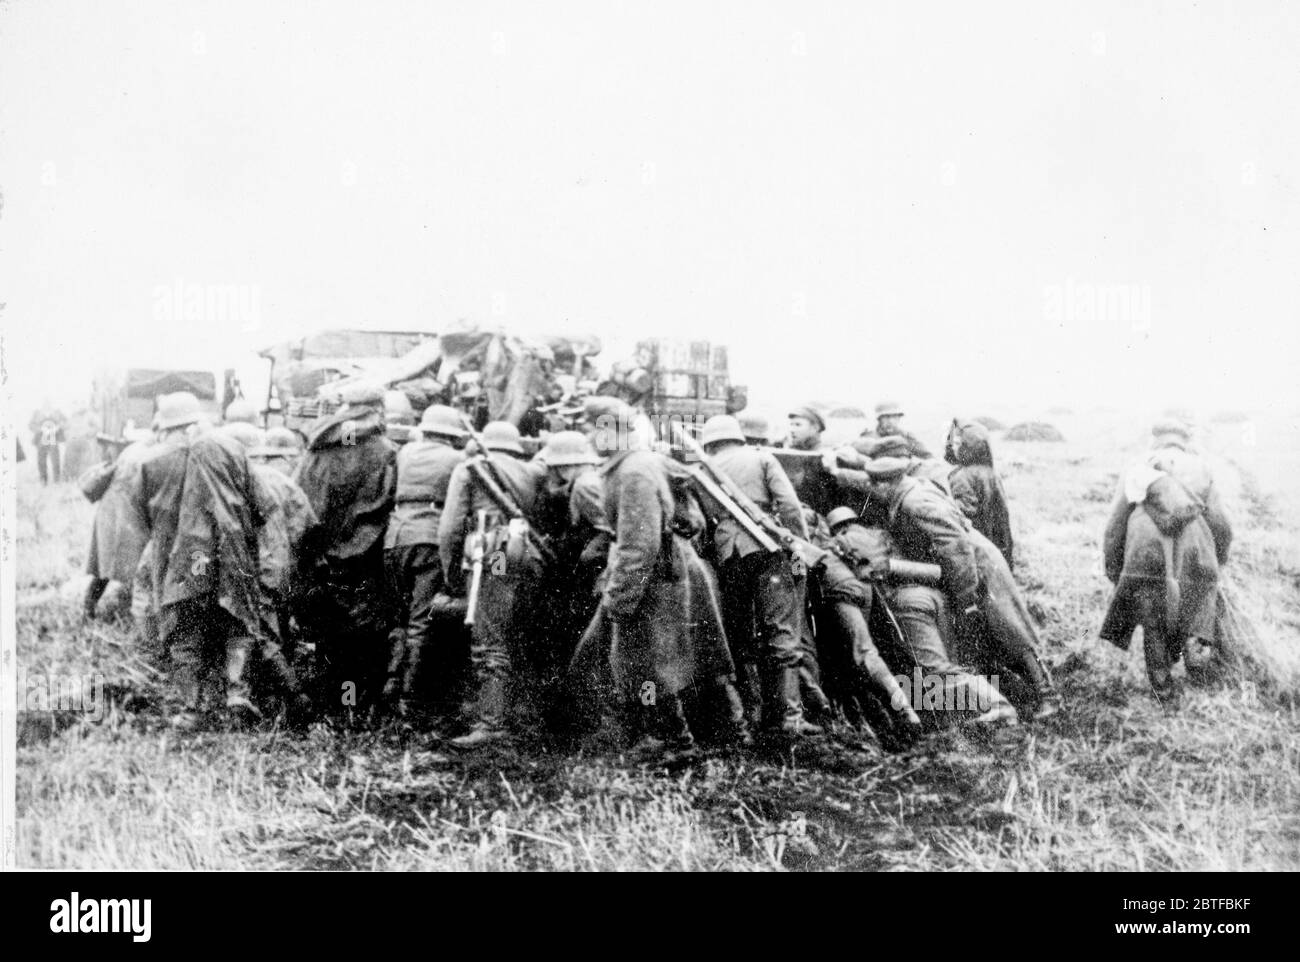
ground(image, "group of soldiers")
xmin=82 ymin=382 xmax=1235 ymax=765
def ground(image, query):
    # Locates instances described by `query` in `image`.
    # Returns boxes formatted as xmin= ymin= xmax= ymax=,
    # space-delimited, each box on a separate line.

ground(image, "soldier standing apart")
xmin=293 ymin=385 xmax=398 ymax=722
xmin=861 ymin=401 xmax=932 ymax=459
xmin=382 ymin=405 xmax=467 ymax=725
xmin=31 ymin=402 xmax=67 ymax=484
xmin=439 ymin=421 xmax=546 ymax=750
xmin=134 ymin=392 xmax=265 ymax=729
xmin=1100 ymin=420 xmax=1232 ymax=708
xmin=701 ymin=414 xmax=821 ymax=738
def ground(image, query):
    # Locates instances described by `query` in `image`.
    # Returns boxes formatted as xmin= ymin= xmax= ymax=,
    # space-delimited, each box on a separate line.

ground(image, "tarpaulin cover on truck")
xmin=125 ymin=369 xmax=217 ymax=401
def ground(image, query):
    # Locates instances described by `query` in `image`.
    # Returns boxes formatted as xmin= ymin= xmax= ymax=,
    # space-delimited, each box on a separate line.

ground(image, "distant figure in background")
xmin=945 ymin=418 xmax=1014 ymax=566
xmin=30 ymin=401 xmax=67 ymax=484
xmin=860 ymin=401 xmax=932 ymax=459
xmin=1100 ymin=419 xmax=1232 ymax=709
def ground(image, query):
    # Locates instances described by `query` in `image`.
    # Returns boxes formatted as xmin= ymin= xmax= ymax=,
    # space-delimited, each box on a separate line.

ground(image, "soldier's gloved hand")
xmin=821 ymin=450 xmax=838 ymax=472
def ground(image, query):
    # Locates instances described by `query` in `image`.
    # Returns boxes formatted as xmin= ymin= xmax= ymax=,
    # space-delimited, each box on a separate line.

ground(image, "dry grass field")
xmin=13 ymin=409 xmax=1300 ymax=871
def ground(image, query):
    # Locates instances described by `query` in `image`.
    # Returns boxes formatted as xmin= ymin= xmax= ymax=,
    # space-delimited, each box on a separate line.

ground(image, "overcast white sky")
xmin=2 ymin=0 xmax=1298 ymax=421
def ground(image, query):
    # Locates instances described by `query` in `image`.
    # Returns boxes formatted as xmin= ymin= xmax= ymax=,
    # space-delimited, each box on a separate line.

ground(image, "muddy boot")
xmin=381 ymin=631 xmax=406 ymax=711
xmin=716 ymin=676 xmax=754 ymax=749
xmin=972 ymin=701 xmax=1019 ymax=727
xmin=83 ymin=577 xmax=111 ymax=622
xmin=767 ymin=668 xmax=822 ymax=737
xmin=1144 ymin=629 xmax=1181 ymax=711
xmin=169 ymin=662 xmax=204 ymax=732
xmin=736 ymin=660 xmax=764 ymax=729
xmin=799 ymin=665 xmax=834 ymax=726
xmin=261 ymin=640 xmax=310 ymax=722
xmin=224 ymin=635 xmax=262 ymax=725
xmin=659 ymin=694 xmax=700 ymax=767
xmin=865 ymin=662 xmax=923 ymax=730
xmin=451 ymin=674 xmax=510 ymax=750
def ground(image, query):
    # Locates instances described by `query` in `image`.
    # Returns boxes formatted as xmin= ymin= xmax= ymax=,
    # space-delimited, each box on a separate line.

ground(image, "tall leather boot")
xmin=659 ymin=693 xmax=700 ymax=766
xmin=865 ymin=664 xmax=923 ymax=730
xmin=451 ymin=673 xmax=510 ymax=750
xmin=398 ymin=636 xmax=428 ymax=723
xmin=766 ymin=667 xmax=822 ymax=737
xmin=83 ymin=577 xmax=109 ymax=621
xmin=736 ymin=660 xmax=764 ymax=729
xmin=1144 ymin=629 xmax=1181 ymax=711
xmin=225 ymin=635 xmax=262 ymax=724
xmin=716 ymin=675 xmax=754 ymax=749
xmin=170 ymin=662 xmax=204 ymax=732
xmin=260 ymin=640 xmax=311 ymax=719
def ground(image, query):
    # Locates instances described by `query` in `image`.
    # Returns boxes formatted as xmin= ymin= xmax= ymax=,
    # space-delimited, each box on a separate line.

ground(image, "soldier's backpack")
xmin=1143 ymin=472 xmax=1206 ymax=537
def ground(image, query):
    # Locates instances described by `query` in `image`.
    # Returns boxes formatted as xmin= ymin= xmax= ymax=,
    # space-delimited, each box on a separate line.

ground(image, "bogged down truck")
xmin=91 ymin=365 xmax=238 ymax=439
xmin=262 ymin=322 xmax=748 ymax=444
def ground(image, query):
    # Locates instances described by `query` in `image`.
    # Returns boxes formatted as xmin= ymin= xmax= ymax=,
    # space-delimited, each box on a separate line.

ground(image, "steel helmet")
xmin=419 ymin=404 xmax=469 ymax=439
xmin=383 ymin=390 xmax=415 ymax=425
xmin=738 ymin=412 xmax=770 ymax=442
xmin=701 ymin=414 xmax=746 ymax=447
xmin=155 ymin=392 xmax=202 ymax=431
xmin=219 ymin=421 xmax=263 ymax=451
xmin=249 ymin=426 xmax=302 ymax=459
xmin=481 ymin=421 xmax=524 ymax=455
xmin=826 ymin=506 xmax=861 ymax=531
xmin=541 ymin=430 xmax=599 ymax=466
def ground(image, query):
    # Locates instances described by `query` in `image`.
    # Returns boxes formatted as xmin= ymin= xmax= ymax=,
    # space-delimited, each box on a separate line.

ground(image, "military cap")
xmin=787 ymin=405 xmax=826 ymax=433
xmin=825 ymin=506 xmax=861 ymax=531
xmin=859 ymin=456 xmax=912 ymax=481
xmin=858 ymin=434 xmax=911 ymax=459
xmin=875 ymin=400 xmax=905 ymax=418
